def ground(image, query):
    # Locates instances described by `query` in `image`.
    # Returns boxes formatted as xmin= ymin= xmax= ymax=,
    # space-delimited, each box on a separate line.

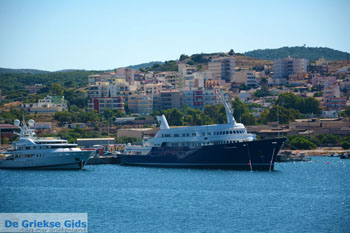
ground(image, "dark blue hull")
xmin=119 ymin=138 xmax=286 ymax=170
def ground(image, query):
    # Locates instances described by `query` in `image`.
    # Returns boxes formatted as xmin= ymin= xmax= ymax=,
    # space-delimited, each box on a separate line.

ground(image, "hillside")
xmin=0 ymin=68 xmax=50 ymax=74
xmin=244 ymin=46 xmax=350 ymax=61
xmin=126 ymin=61 xmax=164 ymax=70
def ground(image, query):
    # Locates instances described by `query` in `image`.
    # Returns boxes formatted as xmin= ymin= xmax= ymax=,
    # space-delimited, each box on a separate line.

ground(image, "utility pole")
xmin=277 ymin=107 xmax=280 ymax=138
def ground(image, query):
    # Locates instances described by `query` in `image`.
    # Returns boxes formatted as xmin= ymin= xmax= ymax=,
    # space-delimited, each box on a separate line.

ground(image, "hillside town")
xmin=1 ymin=51 xmax=350 ymax=151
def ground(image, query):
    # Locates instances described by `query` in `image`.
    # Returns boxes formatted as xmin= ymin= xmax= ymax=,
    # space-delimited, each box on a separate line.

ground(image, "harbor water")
xmin=1 ymin=157 xmax=349 ymax=233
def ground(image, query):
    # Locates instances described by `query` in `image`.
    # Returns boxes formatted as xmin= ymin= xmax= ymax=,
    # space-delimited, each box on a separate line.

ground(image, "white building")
xmin=234 ymin=70 xmax=257 ymax=87
xmin=21 ymin=95 xmax=67 ymax=114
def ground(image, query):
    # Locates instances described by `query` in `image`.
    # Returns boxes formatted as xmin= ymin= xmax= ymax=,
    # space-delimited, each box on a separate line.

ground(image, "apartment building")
xmin=178 ymin=63 xmax=197 ymax=76
xmin=182 ymin=89 xmax=220 ymax=110
xmin=128 ymin=94 xmax=153 ymax=115
xmin=88 ymin=97 xmax=124 ymax=113
xmin=208 ymin=57 xmax=235 ymax=83
xmin=155 ymin=71 xmax=184 ymax=89
xmin=312 ymin=76 xmax=336 ymax=89
xmin=153 ymin=90 xmax=182 ymax=111
xmin=273 ymin=57 xmax=308 ymax=79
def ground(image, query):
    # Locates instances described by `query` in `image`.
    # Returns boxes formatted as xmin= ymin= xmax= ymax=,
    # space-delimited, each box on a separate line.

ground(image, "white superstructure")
xmin=0 ymin=120 xmax=93 ymax=169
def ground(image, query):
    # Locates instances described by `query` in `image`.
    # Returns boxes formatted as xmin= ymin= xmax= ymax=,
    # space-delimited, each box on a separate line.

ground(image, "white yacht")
xmin=0 ymin=119 xmax=93 ymax=169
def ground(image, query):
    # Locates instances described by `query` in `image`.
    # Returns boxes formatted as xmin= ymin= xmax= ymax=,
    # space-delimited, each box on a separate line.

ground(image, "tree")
xmin=203 ymin=105 xmax=226 ymax=124
xmin=254 ymin=86 xmax=271 ymax=97
xmin=49 ymin=83 xmax=64 ymax=96
xmin=276 ymin=92 xmax=321 ymax=115
xmin=232 ymin=98 xmax=248 ymax=122
xmin=276 ymin=92 xmax=302 ymax=109
xmin=241 ymin=113 xmax=257 ymax=125
xmin=289 ymin=137 xmax=317 ymax=150
xmin=163 ymin=108 xmax=183 ymax=126
xmin=260 ymin=105 xmax=299 ymax=124
xmin=179 ymin=54 xmax=189 ymax=61
xmin=341 ymin=141 xmax=350 ymax=150
xmin=301 ymin=97 xmax=322 ymax=115
xmin=54 ymin=111 xmax=72 ymax=123
xmin=341 ymin=107 xmax=350 ymax=117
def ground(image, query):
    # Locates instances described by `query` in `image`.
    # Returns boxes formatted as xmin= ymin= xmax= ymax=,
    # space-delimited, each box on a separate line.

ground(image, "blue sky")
xmin=0 ymin=0 xmax=349 ymax=71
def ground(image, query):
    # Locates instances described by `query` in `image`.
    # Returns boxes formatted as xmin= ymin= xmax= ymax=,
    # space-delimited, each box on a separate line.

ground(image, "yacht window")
xmin=174 ymin=134 xmax=179 ymax=137
xmin=186 ymin=133 xmax=189 ymax=137
xmin=25 ymin=147 xmax=30 ymax=150
xmin=208 ymin=132 xmax=211 ymax=136
xmin=164 ymin=134 xmax=170 ymax=137
xmin=226 ymin=131 xmax=229 ymax=134
xmin=230 ymin=131 xmax=232 ymax=134
xmin=192 ymin=133 xmax=196 ymax=136
xmin=182 ymin=133 xmax=186 ymax=137
xmin=201 ymin=132 xmax=205 ymax=136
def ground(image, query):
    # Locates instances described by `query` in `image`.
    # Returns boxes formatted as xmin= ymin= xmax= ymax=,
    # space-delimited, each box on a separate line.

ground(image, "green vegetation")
xmin=0 ymin=70 xmax=98 ymax=103
xmin=276 ymin=92 xmax=322 ymax=115
xmin=341 ymin=107 xmax=350 ymax=117
xmin=127 ymin=61 xmax=163 ymax=71
xmin=54 ymin=108 xmax=123 ymax=125
xmin=289 ymin=136 xmax=317 ymax=150
xmin=260 ymin=105 xmax=299 ymax=124
xmin=143 ymin=60 xmax=178 ymax=72
xmin=244 ymin=46 xmax=350 ymax=61
xmin=0 ymin=109 xmax=30 ymax=124
xmin=286 ymin=135 xmax=350 ymax=149
xmin=254 ymin=86 xmax=272 ymax=97
xmin=341 ymin=141 xmax=350 ymax=150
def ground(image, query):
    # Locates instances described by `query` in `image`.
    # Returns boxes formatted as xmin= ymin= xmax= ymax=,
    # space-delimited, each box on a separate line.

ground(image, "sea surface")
xmin=1 ymin=157 xmax=350 ymax=233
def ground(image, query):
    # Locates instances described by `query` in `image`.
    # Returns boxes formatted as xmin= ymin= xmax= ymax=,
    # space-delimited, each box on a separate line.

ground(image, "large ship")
xmin=0 ymin=119 xmax=93 ymax=169
xmin=119 ymin=99 xmax=286 ymax=171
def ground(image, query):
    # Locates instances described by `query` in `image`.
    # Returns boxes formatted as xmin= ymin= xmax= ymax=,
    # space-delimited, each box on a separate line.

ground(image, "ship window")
xmin=182 ymin=133 xmax=186 ymax=137
xmin=234 ymin=131 xmax=236 ymax=134
xmin=208 ymin=132 xmax=211 ymax=136
xmin=164 ymin=134 xmax=170 ymax=137
xmin=201 ymin=132 xmax=205 ymax=136
xmin=25 ymin=147 xmax=30 ymax=150
xmin=230 ymin=131 xmax=232 ymax=134
xmin=226 ymin=131 xmax=229 ymax=134
xmin=192 ymin=133 xmax=196 ymax=136
xmin=174 ymin=134 xmax=179 ymax=137
xmin=186 ymin=133 xmax=189 ymax=137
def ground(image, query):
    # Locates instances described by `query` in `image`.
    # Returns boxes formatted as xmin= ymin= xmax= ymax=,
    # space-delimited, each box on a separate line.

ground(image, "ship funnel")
xmin=156 ymin=115 xmax=170 ymax=130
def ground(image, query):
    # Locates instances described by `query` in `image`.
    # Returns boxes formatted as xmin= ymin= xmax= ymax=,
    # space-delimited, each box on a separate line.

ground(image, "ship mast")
xmin=220 ymin=91 xmax=236 ymax=126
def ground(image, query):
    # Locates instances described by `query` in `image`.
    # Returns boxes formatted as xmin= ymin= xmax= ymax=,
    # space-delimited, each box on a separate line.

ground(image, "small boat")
xmin=0 ymin=119 xmax=94 ymax=169
xmin=340 ymin=152 xmax=350 ymax=159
